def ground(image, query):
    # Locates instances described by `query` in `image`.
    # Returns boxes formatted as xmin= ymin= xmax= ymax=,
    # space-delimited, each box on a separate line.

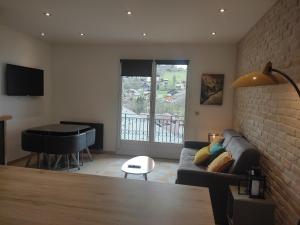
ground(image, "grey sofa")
xmin=176 ymin=129 xmax=260 ymax=225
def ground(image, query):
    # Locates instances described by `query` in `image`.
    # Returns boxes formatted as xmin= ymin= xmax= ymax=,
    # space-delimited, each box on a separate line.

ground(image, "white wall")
xmin=52 ymin=44 xmax=236 ymax=153
xmin=0 ymin=24 xmax=52 ymax=161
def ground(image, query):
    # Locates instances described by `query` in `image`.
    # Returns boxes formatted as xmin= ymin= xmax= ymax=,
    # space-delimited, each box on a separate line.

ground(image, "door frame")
xmin=116 ymin=60 xmax=190 ymax=159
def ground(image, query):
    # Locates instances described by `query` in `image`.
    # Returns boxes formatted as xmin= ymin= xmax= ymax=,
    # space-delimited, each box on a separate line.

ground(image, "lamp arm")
xmin=271 ymin=68 xmax=300 ymax=97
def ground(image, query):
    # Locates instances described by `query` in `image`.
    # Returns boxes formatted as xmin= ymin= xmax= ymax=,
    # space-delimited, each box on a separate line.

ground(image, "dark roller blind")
xmin=155 ymin=60 xmax=189 ymax=65
xmin=120 ymin=59 xmax=153 ymax=77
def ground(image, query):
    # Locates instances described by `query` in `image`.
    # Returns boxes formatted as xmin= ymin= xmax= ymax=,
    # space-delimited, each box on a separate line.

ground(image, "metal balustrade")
xmin=121 ymin=113 xmax=184 ymax=143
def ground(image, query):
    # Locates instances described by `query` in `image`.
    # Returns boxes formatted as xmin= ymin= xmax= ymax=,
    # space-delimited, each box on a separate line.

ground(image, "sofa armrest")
xmin=197 ymin=170 xmax=246 ymax=186
xmin=184 ymin=141 xmax=210 ymax=149
xmin=177 ymin=169 xmax=246 ymax=187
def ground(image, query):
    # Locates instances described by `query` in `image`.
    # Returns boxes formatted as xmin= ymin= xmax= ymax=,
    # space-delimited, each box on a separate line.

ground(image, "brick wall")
xmin=234 ymin=0 xmax=300 ymax=224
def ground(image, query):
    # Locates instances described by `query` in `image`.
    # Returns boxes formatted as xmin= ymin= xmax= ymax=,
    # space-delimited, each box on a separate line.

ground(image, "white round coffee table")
xmin=121 ymin=156 xmax=155 ymax=181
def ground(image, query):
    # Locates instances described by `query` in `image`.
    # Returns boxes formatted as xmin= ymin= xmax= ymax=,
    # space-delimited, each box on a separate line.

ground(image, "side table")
xmin=227 ymin=185 xmax=275 ymax=225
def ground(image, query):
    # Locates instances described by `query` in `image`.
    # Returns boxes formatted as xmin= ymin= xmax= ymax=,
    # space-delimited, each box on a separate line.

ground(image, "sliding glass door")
xmin=118 ymin=60 xmax=188 ymax=159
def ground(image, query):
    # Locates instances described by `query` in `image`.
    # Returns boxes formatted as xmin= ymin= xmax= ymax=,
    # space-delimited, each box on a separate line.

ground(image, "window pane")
xmin=154 ymin=65 xmax=187 ymax=143
xmin=121 ymin=76 xmax=151 ymax=141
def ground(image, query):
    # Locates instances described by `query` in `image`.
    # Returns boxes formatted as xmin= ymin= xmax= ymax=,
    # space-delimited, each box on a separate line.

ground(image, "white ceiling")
xmin=0 ymin=0 xmax=277 ymax=44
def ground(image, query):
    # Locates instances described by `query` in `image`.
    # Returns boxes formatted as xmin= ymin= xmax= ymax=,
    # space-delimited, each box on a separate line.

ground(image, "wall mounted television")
xmin=5 ymin=64 xmax=44 ymax=96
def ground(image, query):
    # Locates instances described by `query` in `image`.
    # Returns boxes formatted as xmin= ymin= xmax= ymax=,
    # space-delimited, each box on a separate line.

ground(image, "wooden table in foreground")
xmin=0 ymin=166 xmax=215 ymax=225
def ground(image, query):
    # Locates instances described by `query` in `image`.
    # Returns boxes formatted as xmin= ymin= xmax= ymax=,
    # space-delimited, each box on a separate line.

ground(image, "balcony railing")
xmin=121 ymin=113 xmax=184 ymax=143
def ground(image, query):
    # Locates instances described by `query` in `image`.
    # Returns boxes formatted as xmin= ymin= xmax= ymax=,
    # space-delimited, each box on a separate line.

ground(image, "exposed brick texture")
xmin=234 ymin=0 xmax=300 ymax=224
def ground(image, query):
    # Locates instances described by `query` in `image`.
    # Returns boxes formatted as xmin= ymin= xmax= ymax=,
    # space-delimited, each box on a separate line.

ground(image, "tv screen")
xmin=5 ymin=64 xmax=44 ymax=96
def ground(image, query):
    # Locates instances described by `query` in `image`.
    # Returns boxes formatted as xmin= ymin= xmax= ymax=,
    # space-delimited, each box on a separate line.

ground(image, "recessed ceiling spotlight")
xmin=211 ymin=32 xmax=216 ymax=36
xmin=219 ymin=8 xmax=226 ymax=13
xmin=126 ymin=10 xmax=132 ymax=15
xmin=44 ymin=12 xmax=52 ymax=17
xmin=80 ymin=33 xmax=85 ymax=36
xmin=142 ymin=33 xmax=147 ymax=37
xmin=41 ymin=32 xmax=45 ymax=37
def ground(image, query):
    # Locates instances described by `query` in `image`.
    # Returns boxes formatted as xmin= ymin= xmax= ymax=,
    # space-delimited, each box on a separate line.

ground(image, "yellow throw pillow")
xmin=193 ymin=146 xmax=210 ymax=165
xmin=207 ymin=151 xmax=233 ymax=172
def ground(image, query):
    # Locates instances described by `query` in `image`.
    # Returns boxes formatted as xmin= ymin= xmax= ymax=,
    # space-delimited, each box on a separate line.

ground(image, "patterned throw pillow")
xmin=210 ymin=143 xmax=224 ymax=155
xmin=207 ymin=151 xmax=234 ymax=172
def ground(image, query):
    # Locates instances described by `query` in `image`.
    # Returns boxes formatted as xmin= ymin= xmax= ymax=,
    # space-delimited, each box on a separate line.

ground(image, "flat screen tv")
xmin=5 ymin=64 xmax=44 ymax=96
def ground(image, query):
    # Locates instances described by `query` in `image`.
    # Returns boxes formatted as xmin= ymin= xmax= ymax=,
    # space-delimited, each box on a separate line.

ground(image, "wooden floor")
xmin=0 ymin=166 xmax=215 ymax=225
xmin=10 ymin=153 xmax=179 ymax=184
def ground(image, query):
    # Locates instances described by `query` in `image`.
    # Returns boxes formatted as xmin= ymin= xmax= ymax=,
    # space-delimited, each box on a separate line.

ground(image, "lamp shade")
xmin=232 ymin=71 xmax=287 ymax=88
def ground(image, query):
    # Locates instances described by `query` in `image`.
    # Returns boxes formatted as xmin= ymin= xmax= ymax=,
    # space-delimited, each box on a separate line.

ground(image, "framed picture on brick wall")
xmin=200 ymin=74 xmax=224 ymax=105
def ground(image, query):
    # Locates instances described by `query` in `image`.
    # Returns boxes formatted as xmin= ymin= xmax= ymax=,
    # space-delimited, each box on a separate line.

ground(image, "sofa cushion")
xmin=184 ymin=141 xmax=210 ymax=149
xmin=222 ymin=129 xmax=243 ymax=148
xmin=226 ymin=137 xmax=260 ymax=174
